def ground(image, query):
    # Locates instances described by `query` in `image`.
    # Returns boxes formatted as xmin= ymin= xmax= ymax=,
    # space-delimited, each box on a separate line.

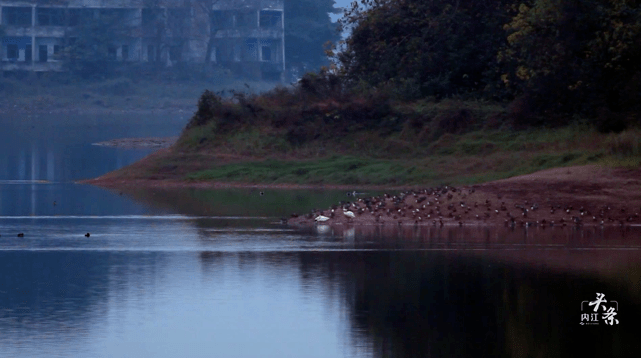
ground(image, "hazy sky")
xmin=330 ymin=0 xmax=352 ymax=21
xmin=334 ymin=0 xmax=352 ymax=11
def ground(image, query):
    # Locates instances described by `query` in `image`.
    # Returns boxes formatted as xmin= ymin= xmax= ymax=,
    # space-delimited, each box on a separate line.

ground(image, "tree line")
xmin=328 ymin=0 xmax=641 ymax=129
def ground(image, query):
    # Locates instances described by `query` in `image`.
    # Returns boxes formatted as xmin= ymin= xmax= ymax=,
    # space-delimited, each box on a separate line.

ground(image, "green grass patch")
xmin=186 ymin=156 xmax=433 ymax=185
xmin=171 ymin=115 xmax=640 ymax=186
xmin=183 ymin=146 xmax=609 ymax=187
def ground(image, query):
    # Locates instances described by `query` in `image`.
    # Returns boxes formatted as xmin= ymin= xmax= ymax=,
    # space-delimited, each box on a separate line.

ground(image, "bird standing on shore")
xmin=343 ymin=210 xmax=356 ymax=222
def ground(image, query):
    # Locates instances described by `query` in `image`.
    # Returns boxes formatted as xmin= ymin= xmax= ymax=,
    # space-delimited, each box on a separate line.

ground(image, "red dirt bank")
xmin=287 ymin=165 xmax=641 ymax=227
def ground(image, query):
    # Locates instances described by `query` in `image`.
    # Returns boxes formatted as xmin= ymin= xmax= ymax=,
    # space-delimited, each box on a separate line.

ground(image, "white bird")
xmin=343 ymin=210 xmax=356 ymax=221
xmin=315 ymin=215 xmax=330 ymax=222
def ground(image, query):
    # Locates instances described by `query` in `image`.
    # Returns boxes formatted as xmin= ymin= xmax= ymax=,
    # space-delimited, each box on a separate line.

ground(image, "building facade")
xmin=0 ymin=0 xmax=285 ymax=79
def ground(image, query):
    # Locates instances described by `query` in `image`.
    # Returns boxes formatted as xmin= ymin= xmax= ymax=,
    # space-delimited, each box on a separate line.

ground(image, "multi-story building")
xmin=0 ymin=0 xmax=285 ymax=80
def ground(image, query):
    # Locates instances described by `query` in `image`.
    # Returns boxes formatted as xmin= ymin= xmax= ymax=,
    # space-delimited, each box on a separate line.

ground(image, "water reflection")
xmin=308 ymin=223 xmax=641 ymax=248
xmin=1 ymin=248 xmax=639 ymax=357
xmin=326 ymin=250 xmax=640 ymax=357
xmin=0 ymin=183 xmax=167 ymax=216
xmin=0 ymin=112 xmax=186 ymax=216
xmin=0 ymin=113 xmax=187 ymax=182
xmin=116 ymin=187 xmax=387 ymax=219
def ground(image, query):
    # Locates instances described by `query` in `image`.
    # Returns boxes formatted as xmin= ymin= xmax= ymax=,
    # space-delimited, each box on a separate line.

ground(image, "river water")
xmin=1 ymin=113 xmax=640 ymax=357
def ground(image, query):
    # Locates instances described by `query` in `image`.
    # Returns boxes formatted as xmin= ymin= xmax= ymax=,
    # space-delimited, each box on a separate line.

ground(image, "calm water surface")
xmin=1 ymin=113 xmax=640 ymax=357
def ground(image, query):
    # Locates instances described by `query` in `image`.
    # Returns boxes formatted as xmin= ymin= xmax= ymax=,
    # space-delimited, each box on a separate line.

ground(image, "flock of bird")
xmin=288 ymin=186 xmax=641 ymax=228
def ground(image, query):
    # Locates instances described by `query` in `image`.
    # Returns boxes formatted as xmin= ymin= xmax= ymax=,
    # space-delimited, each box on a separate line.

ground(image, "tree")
xmin=64 ymin=9 xmax=135 ymax=78
xmin=285 ymin=0 xmax=341 ymax=74
xmin=143 ymin=0 xmax=191 ymax=68
xmin=499 ymin=0 xmax=641 ymax=116
xmin=192 ymin=0 xmax=222 ymax=64
xmin=334 ymin=0 xmax=512 ymax=99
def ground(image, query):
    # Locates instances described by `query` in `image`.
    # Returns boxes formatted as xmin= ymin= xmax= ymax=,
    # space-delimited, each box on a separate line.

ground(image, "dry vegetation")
xmin=85 ymin=72 xmax=641 ymax=188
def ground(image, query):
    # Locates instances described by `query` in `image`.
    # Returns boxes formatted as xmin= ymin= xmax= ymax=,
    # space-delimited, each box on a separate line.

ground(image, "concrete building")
xmin=0 ymin=0 xmax=285 ymax=79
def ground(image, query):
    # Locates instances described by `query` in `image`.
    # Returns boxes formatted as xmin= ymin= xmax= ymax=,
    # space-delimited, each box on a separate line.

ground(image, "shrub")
xmin=433 ymin=107 xmax=475 ymax=136
xmin=188 ymin=90 xmax=223 ymax=128
xmin=606 ymin=130 xmax=641 ymax=157
xmin=296 ymin=70 xmax=344 ymax=101
xmin=595 ymin=107 xmax=628 ymax=133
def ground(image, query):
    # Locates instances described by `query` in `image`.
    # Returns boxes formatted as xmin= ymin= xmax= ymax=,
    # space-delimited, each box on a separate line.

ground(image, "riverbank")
xmin=84 ymin=161 xmax=641 ymax=227
xmin=83 ymin=134 xmax=641 ymax=227
xmin=287 ymin=165 xmax=641 ymax=227
xmin=79 ymin=82 xmax=641 ymax=228
xmin=81 ymin=119 xmax=641 ymax=188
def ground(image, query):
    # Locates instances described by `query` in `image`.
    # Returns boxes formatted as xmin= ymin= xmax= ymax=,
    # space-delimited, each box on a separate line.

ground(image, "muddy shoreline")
xmin=287 ymin=166 xmax=641 ymax=228
xmin=83 ymin=164 xmax=641 ymax=228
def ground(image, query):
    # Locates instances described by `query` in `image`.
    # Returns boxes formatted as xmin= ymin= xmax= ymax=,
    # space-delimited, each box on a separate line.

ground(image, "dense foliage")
xmin=335 ymin=0 xmax=511 ymax=99
xmin=500 ymin=0 xmax=641 ymax=120
xmin=64 ymin=11 xmax=130 ymax=78
xmin=330 ymin=0 xmax=641 ymax=129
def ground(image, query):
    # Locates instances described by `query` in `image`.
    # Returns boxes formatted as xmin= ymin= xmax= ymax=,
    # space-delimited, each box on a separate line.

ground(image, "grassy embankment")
xmin=98 ymin=79 xmax=641 ymax=187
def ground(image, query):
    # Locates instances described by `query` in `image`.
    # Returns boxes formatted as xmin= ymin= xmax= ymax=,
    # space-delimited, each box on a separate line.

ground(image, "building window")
xmin=170 ymin=46 xmax=182 ymax=63
xmin=99 ymin=9 xmax=128 ymax=22
xmin=7 ymin=44 xmax=19 ymax=59
xmin=68 ymin=9 xmax=95 ymax=26
xmin=235 ymin=12 xmax=255 ymax=28
xmin=25 ymin=44 xmax=32 ymax=62
xmin=142 ymin=9 xmax=157 ymax=26
xmin=122 ymin=45 xmax=129 ymax=61
xmin=168 ymin=9 xmax=189 ymax=37
xmin=260 ymin=11 xmax=281 ymax=28
xmin=5 ymin=7 xmax=32 ymax=26
xmin=261 ymin=46 xmax=271 ymax=62
xmin=37 ymin=8 xmax=65 ymax=26
xmin=108 ymin=46 xmax=117 ymax=61
xmin=245 ymin=39 xmax=258 ymax=61
xmin=39 ymin=45 xmax=48 ymax=62
xmin=53 ymin=45 xmax=61 ymax=55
